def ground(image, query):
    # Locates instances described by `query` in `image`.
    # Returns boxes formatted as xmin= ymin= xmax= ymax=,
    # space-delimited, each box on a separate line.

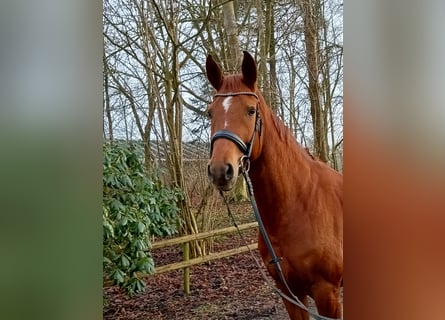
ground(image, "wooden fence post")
xmin=182 ymin=241 xmax=190 ymax=294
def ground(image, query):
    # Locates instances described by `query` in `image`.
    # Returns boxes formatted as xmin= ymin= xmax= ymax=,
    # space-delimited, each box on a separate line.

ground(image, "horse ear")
xmin=241 ymin=51 xmax=257 ymax=89
xmin=206 ymin=54 xmax=223 ymax=90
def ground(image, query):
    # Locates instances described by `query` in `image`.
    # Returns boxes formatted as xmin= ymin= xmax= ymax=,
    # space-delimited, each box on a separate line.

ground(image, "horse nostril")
xmin=207 ymin=164 xmax=212 ymax=178
xmin=225 ymin=163 xmax=234 ymax=181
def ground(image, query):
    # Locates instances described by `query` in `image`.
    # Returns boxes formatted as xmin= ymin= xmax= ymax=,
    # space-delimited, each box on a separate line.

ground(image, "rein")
xmin=237 ymin=169 xmax=339 ymax=320
xmin=211 ymin=92 xmax=339 ymax=320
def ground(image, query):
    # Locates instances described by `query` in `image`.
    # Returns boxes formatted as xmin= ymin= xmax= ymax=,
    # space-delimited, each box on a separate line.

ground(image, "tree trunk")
xmin=222 ymin=1 xmax=241 ymax=72
xmin=265 ymin=0 xmax=278 ymax=112
xmin=300 ymin=0 xmax=329 ymax=163
xmin=103 ymin=52 xmax=113 ymax=142
xmin=256 ymin=0 xmax=267 ymax=93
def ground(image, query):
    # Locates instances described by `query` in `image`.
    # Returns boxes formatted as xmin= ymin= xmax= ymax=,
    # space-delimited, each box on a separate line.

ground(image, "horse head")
xmin=205 ymin=51 xmax=262 ymax=191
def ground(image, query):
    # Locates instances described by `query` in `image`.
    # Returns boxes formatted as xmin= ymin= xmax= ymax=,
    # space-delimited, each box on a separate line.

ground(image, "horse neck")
xmin=248 ymin=102 xmax=313 ymax=223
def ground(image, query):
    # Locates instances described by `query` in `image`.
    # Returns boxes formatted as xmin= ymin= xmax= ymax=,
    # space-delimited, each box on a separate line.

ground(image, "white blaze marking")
xmin=222 ymin=97 xmax=232 ymax=128
xmin=222 ymin=97 xmax=232 ymax=112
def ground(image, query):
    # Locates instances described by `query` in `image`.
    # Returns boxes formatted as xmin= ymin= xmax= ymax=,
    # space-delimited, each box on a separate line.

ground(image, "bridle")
xmin=209 ymin=91 xmax=339 ymax=320
xmin=209 ymin=91 xmax=262 ymax=168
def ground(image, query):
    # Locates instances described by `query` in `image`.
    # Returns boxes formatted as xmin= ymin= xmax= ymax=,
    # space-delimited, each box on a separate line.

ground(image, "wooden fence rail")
xmin=151 ymin=222 xmax=258 ymax=294
xmin=103 ymin=222 xmax=259 ymax=292
xmin=152 ymin=222 xmax=258 ymax=249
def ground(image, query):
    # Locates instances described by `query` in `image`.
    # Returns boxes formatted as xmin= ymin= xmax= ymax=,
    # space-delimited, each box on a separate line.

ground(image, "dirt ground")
xmin=103 ymin=226 xmax=293 ymax=320
xmin=103 ymin=202 xmax=339 ymax=319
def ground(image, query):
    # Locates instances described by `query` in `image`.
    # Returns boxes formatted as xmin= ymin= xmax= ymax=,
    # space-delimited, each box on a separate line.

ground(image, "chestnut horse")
xmin=206 ymin=51 xmax=343 ymax=320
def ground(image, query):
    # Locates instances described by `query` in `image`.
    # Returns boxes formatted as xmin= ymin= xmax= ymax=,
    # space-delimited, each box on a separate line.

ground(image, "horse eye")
xmin=207 ymin=110 xmax=212 ymax=119
xmin=247 ymin=107 xmax=256 ymax=117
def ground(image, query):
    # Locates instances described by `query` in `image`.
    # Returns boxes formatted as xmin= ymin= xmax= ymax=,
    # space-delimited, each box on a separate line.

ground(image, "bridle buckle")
xmin=239 ymin=155 xmax=250 ymax=173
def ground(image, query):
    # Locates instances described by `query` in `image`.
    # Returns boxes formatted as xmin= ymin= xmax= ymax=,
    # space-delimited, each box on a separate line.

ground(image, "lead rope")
xmin=218 ymin=161 xmax=339 ymax=320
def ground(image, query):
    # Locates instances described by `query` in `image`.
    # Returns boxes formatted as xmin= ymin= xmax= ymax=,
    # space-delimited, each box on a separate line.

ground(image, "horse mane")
xmin=304 ymin=147 xmax=318 ymax=160
xmin=256 ymin=91 xmax=316 ymax=163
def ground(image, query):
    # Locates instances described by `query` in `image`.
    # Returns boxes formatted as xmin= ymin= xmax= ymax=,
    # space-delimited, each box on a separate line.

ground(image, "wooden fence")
xmin=151 ymin=222 xmax=259 ymax=294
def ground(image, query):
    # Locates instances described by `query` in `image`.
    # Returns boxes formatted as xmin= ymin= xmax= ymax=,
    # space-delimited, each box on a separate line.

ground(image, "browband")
xmin=214 ymin=92 xmax=259 ymax=99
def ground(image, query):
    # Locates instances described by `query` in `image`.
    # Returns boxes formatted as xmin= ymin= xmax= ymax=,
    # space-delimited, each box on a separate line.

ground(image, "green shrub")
xmin=103 ymin=142 xmax=182 ymax=295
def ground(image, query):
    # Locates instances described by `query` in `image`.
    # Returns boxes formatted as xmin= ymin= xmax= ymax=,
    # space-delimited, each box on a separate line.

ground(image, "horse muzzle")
xmin=207 ymin=161 xmax=238 ymax=191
